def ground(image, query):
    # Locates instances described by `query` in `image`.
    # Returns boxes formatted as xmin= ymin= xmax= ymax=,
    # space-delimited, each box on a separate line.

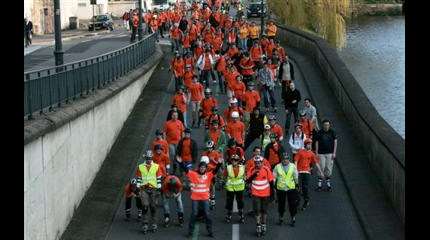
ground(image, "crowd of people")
xmin=123 ymin=0 xmax=338 ymax=238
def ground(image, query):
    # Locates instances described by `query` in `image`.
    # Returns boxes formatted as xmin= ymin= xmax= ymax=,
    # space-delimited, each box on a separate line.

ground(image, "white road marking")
xmin=233 ymin=200 xmax=238 ymax=213
xmin=232 ymin=224 xmax=240 ymax=240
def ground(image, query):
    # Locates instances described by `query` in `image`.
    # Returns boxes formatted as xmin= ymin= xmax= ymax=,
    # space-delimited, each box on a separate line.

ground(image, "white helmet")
xmin=200 ymin=156 xmax=210 ymax=164
xmin=231 ymin=111 xmax=239 ymax=118
xmin=229 ymin=98 xmax=238 ymax=105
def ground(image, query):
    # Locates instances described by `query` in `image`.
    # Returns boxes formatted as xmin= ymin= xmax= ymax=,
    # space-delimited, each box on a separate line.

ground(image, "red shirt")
xmin=163 ymin=119 xmax=185 ymax=144
xmin=151 ymin=138 xmax=169 ymax=156
xmin=239 ymin=58 xmax=255 ymax=76
xmin=267 ymin=143 xmax=281 ymax=167
xmin=232 ymin=81 xmax=246 ymax=101
xmin=153 ymin=152 xmax=170 ymax=169
xmin=294 ymin=149 xmax=319 ymax=173
xmin=247 ymin=165 xmax=274 ymax=197
xmin=200 ymin=97 xmax=218 ymax=118
xmin=242 ymin=90 xmax=261 ymax=112
xmin=271 ymin=124 xmax=284 ymax=140
xmin=187 ymin=170 xmax=214 ymax=200
xmin=172 ymin=93 xmax=187 ymax=113
xmin=226 ymin=120 xmax=245 ymax=145
xmin=189 ymin=82 xmax=204 ymax=102
xmin=162 ymin=175 xmax=183 ymax=195
xmin=180 ymin=138 xmax=193 ymax=162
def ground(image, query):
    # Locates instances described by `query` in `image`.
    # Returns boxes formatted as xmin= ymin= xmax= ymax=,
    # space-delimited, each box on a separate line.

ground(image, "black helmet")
xmin=155 ymin=129 xmax=163 ymax=136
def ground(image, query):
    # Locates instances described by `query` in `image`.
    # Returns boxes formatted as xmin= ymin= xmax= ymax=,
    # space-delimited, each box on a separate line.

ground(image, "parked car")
xmin=88 ymin=15 xmax=114 ymax=31
xmin=247 ymin=2 xmax=267 ymax=18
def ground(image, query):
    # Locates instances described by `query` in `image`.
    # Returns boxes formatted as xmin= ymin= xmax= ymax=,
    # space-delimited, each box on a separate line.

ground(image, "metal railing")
xmin=24 ymin=33 xmax=156 ymax=120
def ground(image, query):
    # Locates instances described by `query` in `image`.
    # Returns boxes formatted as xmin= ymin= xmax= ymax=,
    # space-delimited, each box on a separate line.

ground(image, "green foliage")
xmin=268 ymin=0 xmax=350 ymax=48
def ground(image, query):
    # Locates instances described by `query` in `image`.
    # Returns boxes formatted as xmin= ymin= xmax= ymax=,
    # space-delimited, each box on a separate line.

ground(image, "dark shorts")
xmin=252 ymin=196 xmax=269 ymax=214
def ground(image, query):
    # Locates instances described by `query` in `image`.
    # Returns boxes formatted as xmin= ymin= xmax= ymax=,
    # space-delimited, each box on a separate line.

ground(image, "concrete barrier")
xmin=24 ymin=45 xmax=163 ymax=240
xmin=276 ymin=25 xmax=405 ymax=224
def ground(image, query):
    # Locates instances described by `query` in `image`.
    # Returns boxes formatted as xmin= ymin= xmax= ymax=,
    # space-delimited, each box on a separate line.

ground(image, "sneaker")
xmin=290 ymin=217 xmax=296 ymax=227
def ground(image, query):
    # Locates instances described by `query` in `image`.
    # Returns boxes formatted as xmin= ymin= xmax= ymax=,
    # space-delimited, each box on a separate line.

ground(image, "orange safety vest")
xmin=187 ymin=170 xmax=213 ymax=200
xmin=250 ymin=166 xmax=272 ymax=197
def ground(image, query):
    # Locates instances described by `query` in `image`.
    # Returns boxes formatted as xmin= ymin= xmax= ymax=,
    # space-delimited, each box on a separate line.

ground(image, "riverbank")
xmin=351 ymin=3 xmax=403 ymax=16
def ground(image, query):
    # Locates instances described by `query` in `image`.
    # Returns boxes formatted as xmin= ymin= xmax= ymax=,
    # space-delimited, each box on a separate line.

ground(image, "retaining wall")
xmin=277 ymin=25 xmax=405 ymax=224
xmin=24 ymin=46 xmax=163 ymax=240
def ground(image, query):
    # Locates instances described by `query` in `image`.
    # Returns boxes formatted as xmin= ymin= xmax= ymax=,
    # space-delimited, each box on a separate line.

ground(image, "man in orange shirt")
xmin=200 ymin=88 xmax=218 ymax=127
xmin=188 ymin=76 xmax=204 ymax=128
xmin=183 ymin=65 xmax=194 ymax=89
xmin=205 ymin=106 xmax=226 ymax=130
xmin=124 ymin=178 xmax=143 ymax=221
xmin=178 ymin=159 xmax=216 ymax=238
xmin=266 ymin=20 xmax=277 ymax=40
xmin=170 ymin=23 xmax=183 ymax=52
xmin=232 ymin=75 xmax=246 ymax=106
xmin=151 ymin=129 xmax=169 ymax=157
xmin=268 ymin=114 xmax=284 ymax=142
xmin=224 ymin=98 xmax=244 ymax=123
xmin=153 ymin=144 xmax=171 ymax=173
xmin=239 ymin=52 xmax=255 ymax=84
xmin=197 ymin=47 xmax=215 ymax=88
xmin=176 ymin=128 xmax=198 ymax=176
xmin=226 ymin=111 xmax=246 ymax=148
xmin=163 ymin=111 xmax=185 ymax=171
xmin=299 ymin=111 xmax=314 ymax=139
xmin=161 ymin=175 xmax=184 ymax=227
xmin=294 ymin=139 xmax=322 ymax=211
xmin=242 ymin=82 xmax=261 ymax=129
xmin=246 ymin=155 xmax=274 ymax=237
xmin=224 ymin=64 xmax=240 ymax=99
xmin=202 ymin=140 xmax=224 ymax=210
xmin=171 ymin=86 xmax=188 ymax=127
xmin=204 ymin=119 xmax=227 ymax=153
xmin=215 ymin=52 xmax=228 ymax=94
xmin=264 ymin=133 xmax=285 ymax=169
xmin=170 ymin=53 xmax=185 ymax=91
xmin=250 ymin=41 xmax=264 ymax=63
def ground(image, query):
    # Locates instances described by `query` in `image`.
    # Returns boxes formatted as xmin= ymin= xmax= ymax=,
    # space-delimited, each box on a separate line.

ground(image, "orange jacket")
xmin=187 ymin=170 xmax=214 ymax=200
xmin=247 ymin=165 xmax=273 ymax=197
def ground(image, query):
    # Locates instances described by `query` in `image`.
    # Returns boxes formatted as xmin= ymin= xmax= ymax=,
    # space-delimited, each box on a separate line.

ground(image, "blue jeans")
xmin=239 ymin=38 xmax=248 ymax=51
xmin=163 ymin=192 xmax=184 ymax=216
xmin=189 ymin=200 xmax=212 ymax=234
xmin=262 ymin=86 xmax=276 ymax=108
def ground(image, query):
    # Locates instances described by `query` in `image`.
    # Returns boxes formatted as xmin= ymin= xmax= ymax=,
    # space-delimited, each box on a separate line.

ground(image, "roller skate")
xmin=239 ymin=211 xmax=245 ymax=224
xmin=256 ymin=224 xmax=262 ymax=238
xmin=261 ymin=224 xmax=267 ymax=236
xmin=164 ymin=215 xmax=170 ymax=228
xmin=125 ymin=209 xmax=131 ymax=222
xmin=225 ymin=214 xmax=232 ymax=223
xmin=142 ymin=223 xmax=149 ymax=234
xmin=209 ymin=198 xmax=216 ymax=210
xmin=178 ymin=212 xmax=184 ymax=227
xmin=151 ymin=223 xmax=158 ymax=233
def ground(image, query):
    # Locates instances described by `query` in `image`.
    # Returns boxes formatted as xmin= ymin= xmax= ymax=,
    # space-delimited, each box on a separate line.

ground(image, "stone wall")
xmin=277 ymin=24 xmax=405 ymax=224
xmin=24 ymin=46 xmax=162 ymax=240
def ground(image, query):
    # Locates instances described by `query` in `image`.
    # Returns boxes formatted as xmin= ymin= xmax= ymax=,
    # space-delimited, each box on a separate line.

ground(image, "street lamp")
xmin=138 ymin=0 xmax=143 ymax=40
xmin=260 ymin=0 xmax=265 ymax=38
xmin=53 ymin=0 xmax=64 ymax=67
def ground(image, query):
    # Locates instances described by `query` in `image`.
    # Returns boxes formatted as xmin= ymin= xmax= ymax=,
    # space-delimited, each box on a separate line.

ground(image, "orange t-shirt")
xmin=271 ymin=124 xmax=284 ymax=140
xmin=151 ymin=138 xmax=169 ymax=156
xmin=294 ymin=149 xmax=319 ymax=173
xmin=267 ymin=144 xmax=281 ymax=167
xmin=233 ymin=81 xmax=246 ymax=101
xmin=242 ymin=90 xmax=261 ymax=112
xmin=189 ymin=82 xmax=204 ymax=102
xmin=202 ymin=150 xmax=222 ymax=173
xmin=226 ymin=120 xmax=245 ymax=145
xmin=200 ymin=97 xmax=218 ymax=118
xmin=180 ymin=138 xmax=193 ymax=162
xmin=208 ymin=128 xmax=221 ymax=145
xmin=172 ymin=93 xmax=187 ymax=113
xmin=171 ymin=58 xmax=185 ymax=77
xmin=239 ymin=58 xmax=255 ymax=76
xmin=250 ymin=46 xmax=263 ymax=62
xmin=153 ymin=152 xmax=170 ymax=169
xmin=163 ymin=119 xmax=185 ymax=144
xmin=183 ymin=70 xmax=194 ymax=89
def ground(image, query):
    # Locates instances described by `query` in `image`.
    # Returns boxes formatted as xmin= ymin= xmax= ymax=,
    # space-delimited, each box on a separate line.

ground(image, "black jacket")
xmin=166 ymin=110 xmax=185 ymax=125
xmin=282 ymin=88 xmax=301 ymax=109
xmin=248 ymin=112 xmax=265 ymax=137
xmin=264 ymin=142 xmax=285 ymax=161
xmin=179 ymin=19 xmax=188 ymax=32
xmin=176 ymin=138 xmax=198 ymax=163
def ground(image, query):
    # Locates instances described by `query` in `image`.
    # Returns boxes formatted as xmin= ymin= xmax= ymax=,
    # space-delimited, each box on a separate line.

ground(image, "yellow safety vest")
xmin=275 ymin=163 xmax=295 ymax=190
xmin=225 ymin=164 xmax=245 ymax=192
xmin=138 ymin=163 xmax=159 ymax=189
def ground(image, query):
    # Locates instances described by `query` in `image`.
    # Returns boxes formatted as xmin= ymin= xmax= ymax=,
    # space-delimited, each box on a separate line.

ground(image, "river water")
xmin=337 ymin=16 xmax=405 ymax=139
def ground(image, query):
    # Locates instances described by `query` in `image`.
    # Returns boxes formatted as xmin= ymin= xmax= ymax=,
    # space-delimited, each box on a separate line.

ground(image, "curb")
xmin=32 ymin=30 xmax=111 ymax=46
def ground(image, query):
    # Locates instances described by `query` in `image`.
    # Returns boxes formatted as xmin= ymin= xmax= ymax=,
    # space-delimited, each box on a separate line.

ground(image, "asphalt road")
xmin=24 ymin=29 xmax=141 ymax=72
xmin=103 ymin=47 xmax=366 ymax=240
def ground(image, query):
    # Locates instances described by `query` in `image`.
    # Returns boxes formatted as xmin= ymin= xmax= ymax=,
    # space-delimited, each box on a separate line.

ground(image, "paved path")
xmin=61 ymin=40 xmax=404 ymax=239
xmin=101 ymin=46 xmax=366 ymax=240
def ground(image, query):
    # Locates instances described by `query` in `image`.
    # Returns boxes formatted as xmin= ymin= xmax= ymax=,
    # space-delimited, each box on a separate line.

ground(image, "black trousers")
xmin=125 ymin=196 xmax=143 ymax=210
xmin=225 ymin=190 xmax=244 ymax=212
xmin=244 ymin=132 xmax=261 ymax=150
xmin=285 ymin=106 xmax=299 ymax=135
xmin=276 ymin=189 xmax=299 ymax=218
xmin=200 ymin=69 xmax=214 ymax=88
xmin=130 ymin=27 xmax=137 ymax=42
xmin=299 ymin=173 xmax=310 ymax=201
